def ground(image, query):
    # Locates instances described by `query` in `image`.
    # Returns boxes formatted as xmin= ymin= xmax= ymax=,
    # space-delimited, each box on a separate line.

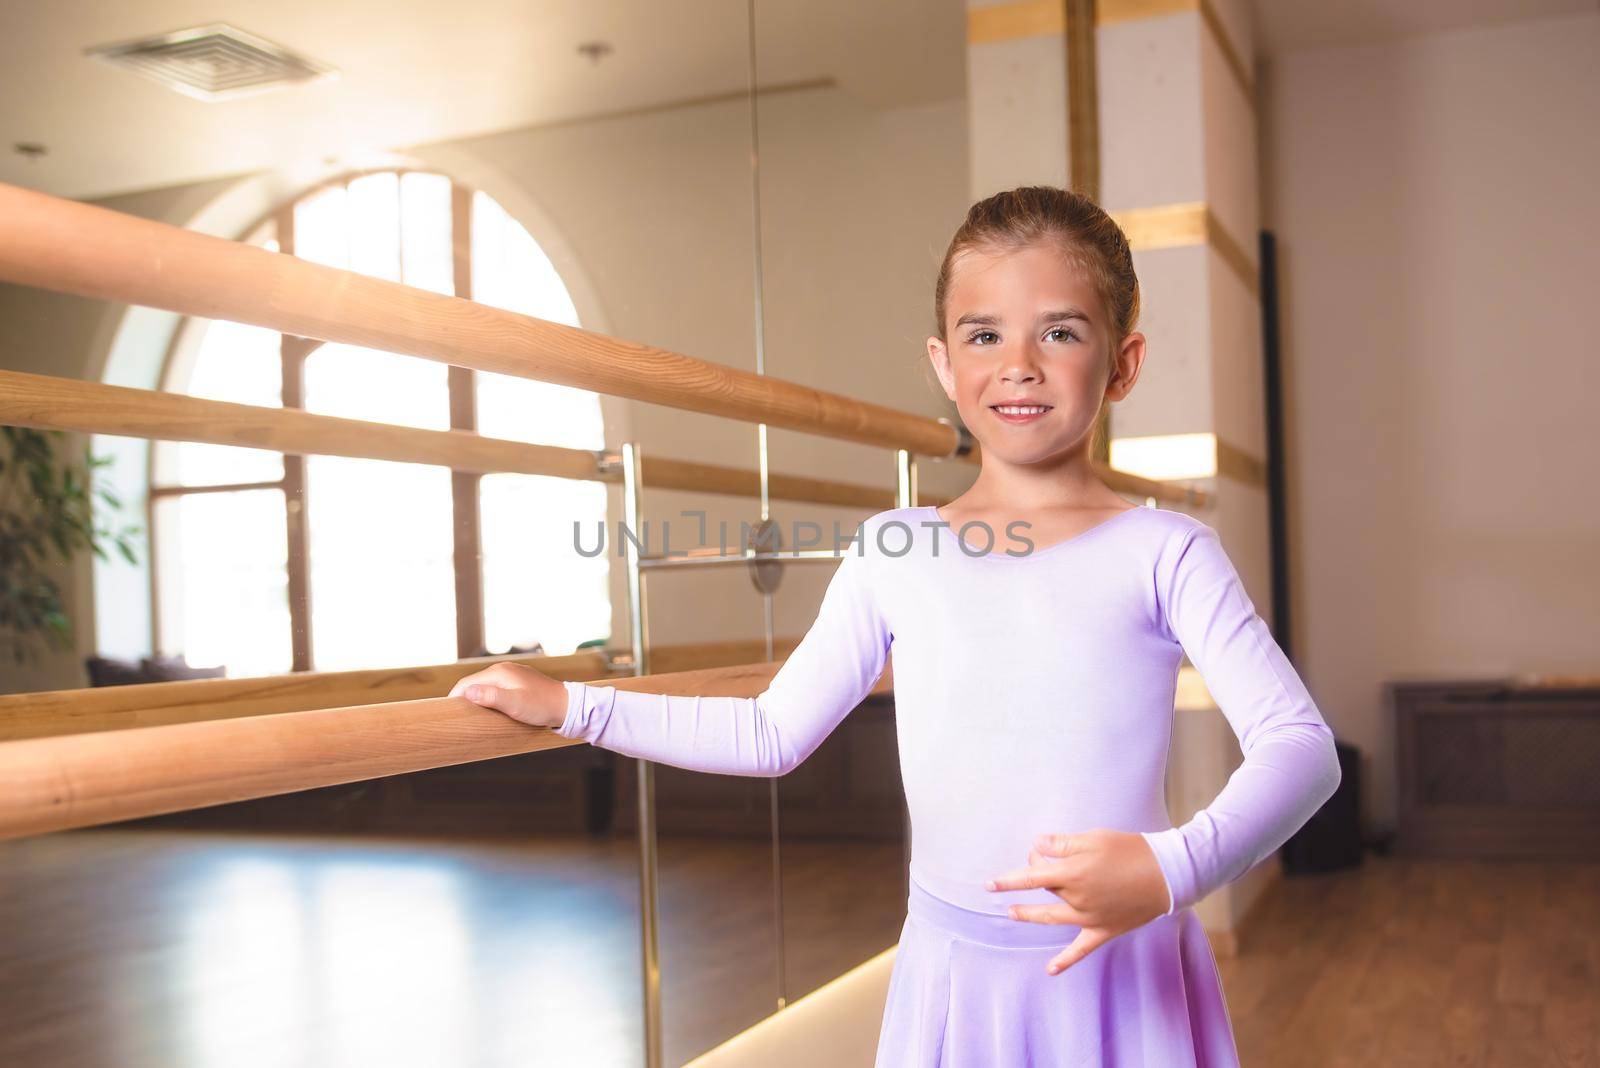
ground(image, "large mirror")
xmin=0 ymin=3 xmax=776 ymax=1064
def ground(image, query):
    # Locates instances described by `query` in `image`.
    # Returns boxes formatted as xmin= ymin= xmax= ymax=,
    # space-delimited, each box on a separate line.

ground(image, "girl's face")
xmin=926 ymin=241 xmax=1144 ymax=467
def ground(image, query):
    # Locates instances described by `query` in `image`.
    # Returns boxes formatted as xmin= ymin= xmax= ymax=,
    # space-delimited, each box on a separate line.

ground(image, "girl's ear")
xmin=1105 ymin=331 xmax=1146 ymax=401
xmin=926 ymin=335 xmax=957 ymax=401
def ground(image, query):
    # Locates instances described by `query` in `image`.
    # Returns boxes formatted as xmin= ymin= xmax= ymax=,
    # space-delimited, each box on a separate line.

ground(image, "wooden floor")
xmin=0 ymin=828 xmax=906 ymax=1067
xmin=2 ymin=832 xmax=1595 ymax=1066
xmin=1219 ymin=852 xmax=1600 ymax=1066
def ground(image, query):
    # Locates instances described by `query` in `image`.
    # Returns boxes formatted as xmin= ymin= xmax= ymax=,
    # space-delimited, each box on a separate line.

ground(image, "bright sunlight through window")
xmin=153 ymin=171 xmax=609 ymax=677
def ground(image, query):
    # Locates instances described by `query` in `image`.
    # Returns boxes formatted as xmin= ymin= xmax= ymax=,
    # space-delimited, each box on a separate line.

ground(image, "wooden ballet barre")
xmin=0 ymin=367 xmax=912 ymax=510
xmin=0 ymin=181 xmax=958 ymax=457
xmin=0 ymin=659 xmax=894 ymax=842
xmin=0 ymin=367 xmax=1205 ymax=507
xmin=0 ymin=180 xmax=1208 ymax=504
xmin=0 ymin=637 xmax=806 ymax=742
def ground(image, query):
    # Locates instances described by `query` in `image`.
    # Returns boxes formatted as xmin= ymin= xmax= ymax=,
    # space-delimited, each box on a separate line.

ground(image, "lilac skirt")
xmin=874 ymin=874 xmax=1241 ymax=1067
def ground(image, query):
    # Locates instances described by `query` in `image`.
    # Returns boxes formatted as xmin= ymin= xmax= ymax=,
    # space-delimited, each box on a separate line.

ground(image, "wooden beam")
xmin=1097 ymin=0 xmax=1194 ymax=22
xmin=0 ymin=658 xmax=894 ymax=841
xmin=0 ymin=184 xmax=1208 ymax=504
xmin=0 ymin=368 xmax=1200 ymax=507
xmin=1108 ymin=202 xmax=1259 ymax=297
xmin=0 ymin=181 xmax=961 ymax=458
xmin=0 ymin=369 xmax=894 ymax=507
xmin=448 ymin=181 xmax=485 ymax=659
xmin=0 ymin=638 xmax=808 ymax=742
xmin=1065 ymin=0 xmax=1100 ymax=201
xmin=1197 ymin=0 xmax=1255 ymax=107
xmin=1214 ymin=436 xmax=1267 ymax=488
xmin=967 ymin=0 xmax=1066 ymax=44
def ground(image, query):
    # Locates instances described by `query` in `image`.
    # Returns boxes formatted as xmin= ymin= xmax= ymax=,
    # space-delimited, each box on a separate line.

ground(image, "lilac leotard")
xmin=556 ymin=503 xmax=1341 ymax=1065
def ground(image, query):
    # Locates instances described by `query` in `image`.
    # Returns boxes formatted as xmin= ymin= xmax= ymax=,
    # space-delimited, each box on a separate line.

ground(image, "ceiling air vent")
xmin=85 ymin=23 xmax=337 ymax=102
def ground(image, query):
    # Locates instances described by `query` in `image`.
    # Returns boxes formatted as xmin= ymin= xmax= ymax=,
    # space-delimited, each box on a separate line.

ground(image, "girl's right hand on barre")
xmin=449 ymin=662 xmax=569 ymax=729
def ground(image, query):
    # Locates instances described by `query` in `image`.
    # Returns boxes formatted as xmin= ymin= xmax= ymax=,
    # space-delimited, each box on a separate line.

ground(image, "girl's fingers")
xmin=987 ymin=862 xmax=1056 ymax=891
xmin=986 ymin=858 xmax=1072 ymax=892
xmin=1034 ymin=833 xmax=1077 ymax=856
xmin=449 ymin=672 xmax=490 ymax=699
xmin=1045 ymin=928 xmax=1110 ymax=975
xmin=1006 ymin=902 xmax=1087 ymax=926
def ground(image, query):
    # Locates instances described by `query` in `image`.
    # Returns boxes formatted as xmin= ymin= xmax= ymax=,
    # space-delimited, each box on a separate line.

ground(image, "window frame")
xmin=150 ymin=169 xmax=511 ymax=672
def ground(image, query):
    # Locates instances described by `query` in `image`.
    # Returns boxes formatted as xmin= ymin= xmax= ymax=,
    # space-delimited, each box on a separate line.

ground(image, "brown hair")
xmin=933 ymin=186 xmax=1140 ymax=348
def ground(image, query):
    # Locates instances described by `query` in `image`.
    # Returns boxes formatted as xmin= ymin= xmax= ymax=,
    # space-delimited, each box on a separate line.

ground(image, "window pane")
xmin=306 ymin=456 xmax=456 ymax=671
xmin=170 ymin=318 xmax=284 ymax=486
xmin=169 ymin=443 xmax=284 ymax=487
xmin=187 ymin=320 xmax=282 ymax=407
xmin=293 ymin=185 xmax=349 ymax=269
xmin=153 ymin=489 xmax=291 ymax=677
xmin=475 ymin=373 xmax=604 ymax=450
xmin=347 ymin=172 xmax=402 ymax=283
xmin=303 ymin=341 xmax=455 ymax=670
xmin=470 ymin=189 xmax=609 ymax=652
xmin=471 ymin=191 xmax=579 ymax=323
xmin=471 ymin=191 xmax=602 ymax=448
xmin=481 ymin=474 xmax=610 ymax=656
xmin=401 ymin=172 xmax=454 ymax=296
xmin=305 ymin=344 xmax=449 ymax=430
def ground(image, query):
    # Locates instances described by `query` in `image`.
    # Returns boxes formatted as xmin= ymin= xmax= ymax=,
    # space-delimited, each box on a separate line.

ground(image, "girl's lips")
xmin=989 ymin=404 xmax=1052 ymax=425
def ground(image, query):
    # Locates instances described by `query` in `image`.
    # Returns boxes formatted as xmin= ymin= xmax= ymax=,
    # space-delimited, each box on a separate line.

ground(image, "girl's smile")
xmin=989 ymin=401 xmax=1053 ymax=425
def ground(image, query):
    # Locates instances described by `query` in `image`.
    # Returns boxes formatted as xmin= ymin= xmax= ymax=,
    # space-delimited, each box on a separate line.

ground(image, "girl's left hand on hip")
xmin=984 ymin=829 xmax=1171 ymax=976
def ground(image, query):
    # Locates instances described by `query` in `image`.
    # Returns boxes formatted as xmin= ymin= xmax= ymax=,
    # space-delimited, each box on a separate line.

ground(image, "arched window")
xmin=152 ymin=170 xmax=609 ymax=677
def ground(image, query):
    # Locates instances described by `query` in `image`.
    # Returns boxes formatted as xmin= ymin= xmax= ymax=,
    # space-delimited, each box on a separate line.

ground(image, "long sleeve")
xmin=1139 ymin=522 xmax=1342 ymax=916
xmin=553 ymin=536 xmax=892 ymax=777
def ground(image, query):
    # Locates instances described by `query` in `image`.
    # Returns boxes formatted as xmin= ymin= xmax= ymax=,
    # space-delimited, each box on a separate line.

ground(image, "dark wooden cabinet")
xmin=1392 ymin=678 xmax=1600 ymax=859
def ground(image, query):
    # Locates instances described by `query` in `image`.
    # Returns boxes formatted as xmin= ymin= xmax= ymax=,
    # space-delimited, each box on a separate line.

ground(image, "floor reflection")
xmin=0 ymin=830 xmax=904 ymax=1068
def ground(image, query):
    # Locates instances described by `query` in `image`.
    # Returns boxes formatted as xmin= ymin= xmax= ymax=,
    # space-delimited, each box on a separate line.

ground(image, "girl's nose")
xmin=1000 ymin=355 xmax=1043 ymax=384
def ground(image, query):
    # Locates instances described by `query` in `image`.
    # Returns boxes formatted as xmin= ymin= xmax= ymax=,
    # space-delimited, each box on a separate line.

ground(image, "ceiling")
xmin=1 ymin=0 xmax=1592 ymax=201
xmin=0 ymin=0 xmax=966 ymax=201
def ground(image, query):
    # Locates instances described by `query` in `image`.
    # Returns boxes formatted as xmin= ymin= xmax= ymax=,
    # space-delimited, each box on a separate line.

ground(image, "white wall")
xmin=1261 ymin=10 xmax=1600 ymax=831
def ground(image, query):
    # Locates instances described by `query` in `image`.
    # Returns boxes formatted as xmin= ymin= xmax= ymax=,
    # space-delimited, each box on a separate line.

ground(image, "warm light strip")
xmin=967 ymin=0 xmax=1065 ymax=45
xmin=1110 ymin=432 xmax=1266 ymax=488
xmin=1109 ymin=431 xmax=1217 ymax=481
xmin=968 ymin=0 xmax=1254 ymax=104
xmin=1109 ymin=203 xmax=1259 ymax=297
xmin=1175 ymin=664 xmax=1216 ymax=711
xmin=684 ymin=946 xmax=898 ymax=1067
xmin=1097 ymin=0 xmax=1195 ymax=24
xmin=1111 ymin=201 xmax=1209 ymax=249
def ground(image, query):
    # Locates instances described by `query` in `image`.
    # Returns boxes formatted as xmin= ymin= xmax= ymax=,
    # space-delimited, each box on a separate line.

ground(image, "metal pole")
xmin=743 ymin=0 xmax=790 ymax=1013
xmin=621 ymin=441 xmax=662 ymax=1068
xmin=894 ymin=449 xmax=918 ymax=898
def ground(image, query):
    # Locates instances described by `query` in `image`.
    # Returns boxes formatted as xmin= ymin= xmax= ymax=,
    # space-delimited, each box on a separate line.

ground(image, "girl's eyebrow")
xmin=954 ymin=308 xmax=1091 ymax=328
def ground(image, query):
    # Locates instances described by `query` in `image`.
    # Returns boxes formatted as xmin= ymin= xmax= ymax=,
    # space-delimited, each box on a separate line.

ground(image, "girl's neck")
xmin=958 ymin=447 xmax=1125 ymax=514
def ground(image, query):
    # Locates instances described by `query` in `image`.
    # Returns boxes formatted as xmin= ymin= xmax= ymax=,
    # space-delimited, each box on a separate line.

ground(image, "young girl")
xmin=451 ymin=186 xmax=1342 ymax=1066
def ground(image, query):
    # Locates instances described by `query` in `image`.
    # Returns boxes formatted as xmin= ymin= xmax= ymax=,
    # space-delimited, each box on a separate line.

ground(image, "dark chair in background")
xmin=84 ymin=654 xmax=225 ymax=687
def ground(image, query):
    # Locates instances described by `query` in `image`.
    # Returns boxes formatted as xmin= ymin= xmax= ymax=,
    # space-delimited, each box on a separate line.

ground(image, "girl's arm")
xmin=555 ymin=539 xmax=892 ymax=777
xmin=1138 ymin=521 xmax=1343 ymax=916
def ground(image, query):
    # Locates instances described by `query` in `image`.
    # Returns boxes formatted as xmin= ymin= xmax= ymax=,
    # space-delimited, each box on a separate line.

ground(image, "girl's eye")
xmin=966 ymin=329 xmax=999 ymax=345
xmin=1045 ymin=326 xmax=1079 ymax=343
